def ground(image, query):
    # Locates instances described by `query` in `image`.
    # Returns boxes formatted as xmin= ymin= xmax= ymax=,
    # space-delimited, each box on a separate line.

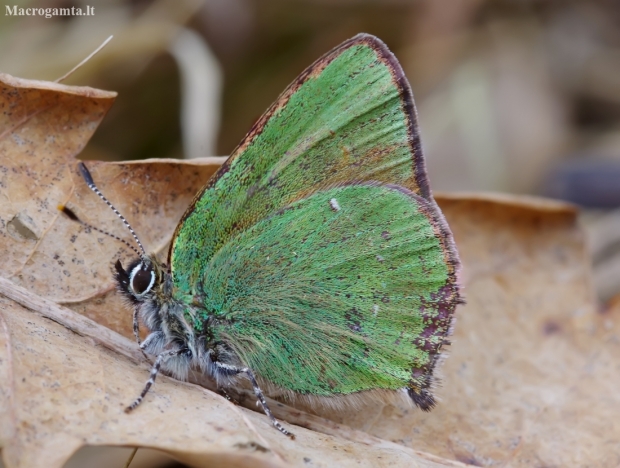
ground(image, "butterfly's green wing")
xmin=201 ymin=184 xmax=456 ymax=401
xmin=170 ymin=34 xmax=444 ymax=294
xmin=170 ymin=34 xmax=461 ymax=405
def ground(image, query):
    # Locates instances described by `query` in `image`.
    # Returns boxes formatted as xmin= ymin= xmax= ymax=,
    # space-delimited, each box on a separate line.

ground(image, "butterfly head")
xmin=114 ymin=256 xmax=164 ymax=303
xmin=70 ymin=162 xmax=171 ymax=304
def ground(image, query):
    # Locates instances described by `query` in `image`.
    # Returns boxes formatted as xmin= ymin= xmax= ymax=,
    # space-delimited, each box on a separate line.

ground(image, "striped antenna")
xmin=58 ymin=205 xmax=142 ymax=257
xmin=77 ymin=162 xmax=147 ymax=257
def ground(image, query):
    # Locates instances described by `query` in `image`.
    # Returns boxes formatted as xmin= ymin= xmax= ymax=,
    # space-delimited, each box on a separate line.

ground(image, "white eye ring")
xmin=129 ymin=264 xmax=156 ymax=297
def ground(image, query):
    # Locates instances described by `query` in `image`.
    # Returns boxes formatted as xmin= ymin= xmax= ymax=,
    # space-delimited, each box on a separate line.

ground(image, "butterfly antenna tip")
xmin=68 ymin=162 xmax=147 ymax=258
xmin=58 ymin=202 xmax=142 ymax=257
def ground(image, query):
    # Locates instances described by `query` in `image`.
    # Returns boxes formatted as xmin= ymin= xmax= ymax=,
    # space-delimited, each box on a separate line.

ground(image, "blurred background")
xmin=3 ymin=1 xmax=620 ymax=296
xmin=2 ymin=1 xmax=620 ymax=466
xmin=3 ymin=3 xmax=620 ymax=305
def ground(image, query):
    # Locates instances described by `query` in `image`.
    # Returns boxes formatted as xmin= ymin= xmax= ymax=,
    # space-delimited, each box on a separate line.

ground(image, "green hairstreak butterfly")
xmin=73 ymin=33 xmax=462 ymax=438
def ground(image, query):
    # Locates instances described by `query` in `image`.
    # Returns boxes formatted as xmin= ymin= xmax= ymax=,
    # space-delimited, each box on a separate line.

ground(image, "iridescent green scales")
xmin=201 ymin=185 xmax=450 ymax=395
xmin=170 ymin=34 xmax=460 ymax=403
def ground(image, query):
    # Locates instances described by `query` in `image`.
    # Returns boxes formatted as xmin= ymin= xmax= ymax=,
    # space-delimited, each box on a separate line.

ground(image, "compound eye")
xmin=130 ymin=263 xmax=155 ymax=296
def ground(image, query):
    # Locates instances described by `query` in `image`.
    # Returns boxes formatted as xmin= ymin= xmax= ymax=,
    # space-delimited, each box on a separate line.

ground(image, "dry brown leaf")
xmin=0 ymin=74 xmax=468 ymax=467
xmin=1 ymin=73 xmax=618 ymax=467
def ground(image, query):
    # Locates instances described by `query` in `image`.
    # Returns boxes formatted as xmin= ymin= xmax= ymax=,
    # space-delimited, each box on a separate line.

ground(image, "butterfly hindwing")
xmin=200 ymin=184 xmax=456 ymax=398
xmin=171 ymin=34 xmax=435 ymax=294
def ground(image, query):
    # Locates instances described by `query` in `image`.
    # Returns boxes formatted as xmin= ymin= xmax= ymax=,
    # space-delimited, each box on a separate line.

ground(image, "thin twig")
xmin=56 ymin=35 xmax=113 ymax=83
xmin=123 ymin=447 xmax=138 ymax=468
xmin=0 ymin=276 xmax=142 ymax=363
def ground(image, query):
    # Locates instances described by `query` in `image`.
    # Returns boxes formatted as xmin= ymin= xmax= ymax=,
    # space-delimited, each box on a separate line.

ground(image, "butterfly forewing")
xmin=171 ymin=34 xmax=433 ymax=294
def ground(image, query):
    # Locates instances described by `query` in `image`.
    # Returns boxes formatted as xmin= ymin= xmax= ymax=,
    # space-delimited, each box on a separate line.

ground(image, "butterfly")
xmin=73 ymin=33 xmax=462 ymax=438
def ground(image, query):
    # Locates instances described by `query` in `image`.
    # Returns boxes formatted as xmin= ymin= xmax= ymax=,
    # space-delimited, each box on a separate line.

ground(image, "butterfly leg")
xmin=125 ymin=348 xmax=186 ymax=413
xmin=132 ymin=308 xmax=151 ymax=363
xmin=215 ymin=362 xmax=294 ymax=439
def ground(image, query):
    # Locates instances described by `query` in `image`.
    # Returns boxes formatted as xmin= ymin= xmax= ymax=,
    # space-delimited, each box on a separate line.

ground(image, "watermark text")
xmin=5 ymin=5 xmax=95 ymax=18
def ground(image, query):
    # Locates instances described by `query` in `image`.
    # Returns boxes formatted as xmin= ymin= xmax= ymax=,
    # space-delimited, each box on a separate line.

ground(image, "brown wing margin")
xmin=168 ymin=33 xmax=431 ymax=263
